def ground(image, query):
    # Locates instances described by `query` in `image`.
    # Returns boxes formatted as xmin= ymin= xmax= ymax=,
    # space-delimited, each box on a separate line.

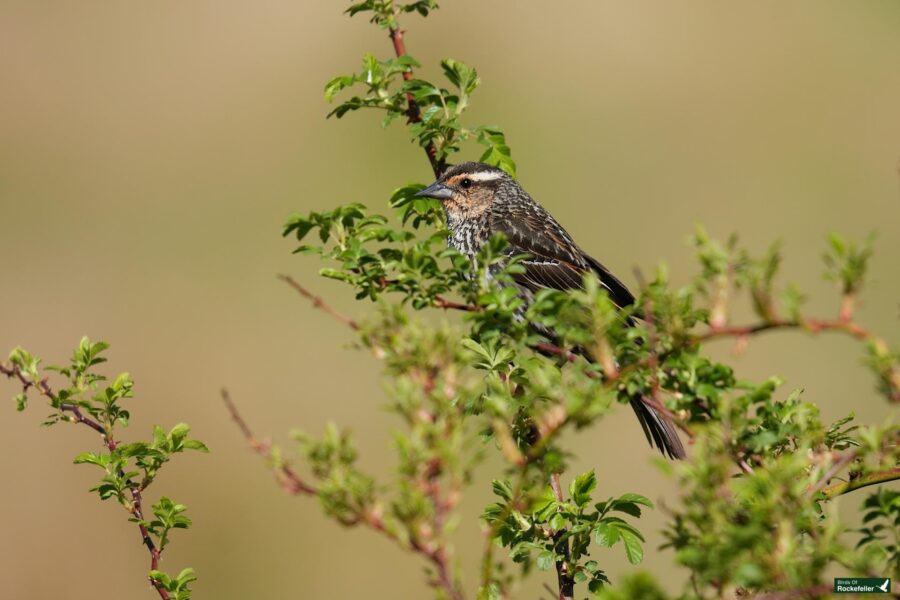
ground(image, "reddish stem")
xmin=277 ymin=274 xmax=359 ymax=331
xmin=387 ymin=24 xmax=445 ymax=178
xmin=221 ymin=389 xmax=318 ymax=496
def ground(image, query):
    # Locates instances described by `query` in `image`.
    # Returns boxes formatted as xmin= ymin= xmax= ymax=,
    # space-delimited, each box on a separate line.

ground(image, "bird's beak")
xmin=415 ymin=181 xmax=453 ymax=201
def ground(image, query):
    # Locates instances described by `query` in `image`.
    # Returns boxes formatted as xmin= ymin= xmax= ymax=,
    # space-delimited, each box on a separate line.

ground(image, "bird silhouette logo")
xmin=877 ymin=579 xmax=890 ymax=592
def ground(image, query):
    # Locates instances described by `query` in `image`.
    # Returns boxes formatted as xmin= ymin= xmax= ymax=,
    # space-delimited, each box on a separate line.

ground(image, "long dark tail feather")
xmin=629 ymin=398 xmax=686 ymax=460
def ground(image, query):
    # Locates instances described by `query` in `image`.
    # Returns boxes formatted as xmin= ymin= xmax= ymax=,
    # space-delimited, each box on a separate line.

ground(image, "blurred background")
xmin=1 ymin=1 xmax=898 ymax=598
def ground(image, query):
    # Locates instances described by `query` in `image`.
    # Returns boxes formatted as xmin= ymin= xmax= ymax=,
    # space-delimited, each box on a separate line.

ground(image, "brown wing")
xmin=492 ymin=209 xmax=635 ymax=309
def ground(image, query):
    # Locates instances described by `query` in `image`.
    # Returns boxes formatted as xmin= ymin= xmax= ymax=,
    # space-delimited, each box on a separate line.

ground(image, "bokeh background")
xmin=1 ymin=1 xmax=898 ymax=598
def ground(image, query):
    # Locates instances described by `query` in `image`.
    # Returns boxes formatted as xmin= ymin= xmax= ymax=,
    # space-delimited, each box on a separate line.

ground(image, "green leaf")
xmin=169 ymin=423 xmax=191 ymax=441
xmin=176 ymin=567 xmax=197 ymax=586
xmin=73 ymin=452 xmax=108 ymax=467
xmin=182 ymin=439 xmax=210 ymax=453
xmin=594 ymin=522 xmax=619 ymax=547
xmin=491 ymin=479 xmax=513 ymax=502
xmin=614 ymin=493 xmax=653 ymax=508
xmin=549 ymin=513 xmax=567 ymax=531
xmin=536 ymin=550 xmax=555 ymax=571
xmin=620 ymin=529 xmax=644 ymax=565
xmin=570 ymin=470 xmax=597 ymax=508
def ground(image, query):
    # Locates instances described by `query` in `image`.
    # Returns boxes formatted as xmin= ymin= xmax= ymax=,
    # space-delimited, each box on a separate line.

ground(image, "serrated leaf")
xmin=570 ymin=470 xmax=597 ymax=508
xmin=594 ymin=522 xmax=619 ymax=547
xmin=619 ymin=529 xmax=644 ymax=564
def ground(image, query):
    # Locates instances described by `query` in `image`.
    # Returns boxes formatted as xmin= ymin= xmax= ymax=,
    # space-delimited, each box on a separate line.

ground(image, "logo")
xmin=834 ymin=578 xmax=891 ymax=594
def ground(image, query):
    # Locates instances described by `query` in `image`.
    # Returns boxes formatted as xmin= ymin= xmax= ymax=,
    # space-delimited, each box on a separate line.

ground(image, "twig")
xmin=221 ymin=389 xmax=317 ymax=495
xmin=698 ymin=317 xmax=899 ymax=403
xmin=277 ymin=274 xmax=359 ymax=331
xmin=737 ymin=459 xmax=755 ymax=475
xmin=2 ymin=363 xmax=171 ymax=599
xmin=433 ymin=296 xmax=482 ymax=312
xmin=698 ymin=319 xmax=869 ymax=343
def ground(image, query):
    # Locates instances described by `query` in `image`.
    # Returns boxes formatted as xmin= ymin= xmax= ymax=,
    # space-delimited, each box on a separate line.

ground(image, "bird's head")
xmin=415 ymin=162 xmax=512 ymax=220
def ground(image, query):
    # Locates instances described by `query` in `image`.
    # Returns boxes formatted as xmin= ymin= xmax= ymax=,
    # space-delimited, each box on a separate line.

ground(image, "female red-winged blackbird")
xmin=416 ymin=162 xmax=686 ymax=459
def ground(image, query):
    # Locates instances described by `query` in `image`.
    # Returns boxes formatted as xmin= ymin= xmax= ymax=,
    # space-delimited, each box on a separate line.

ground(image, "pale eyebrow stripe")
xmin=465 ymin=171 xmax=503 ymax=182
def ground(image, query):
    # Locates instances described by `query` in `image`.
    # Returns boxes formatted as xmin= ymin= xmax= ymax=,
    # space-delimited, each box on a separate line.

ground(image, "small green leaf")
xmin=491 ymin=479 xmax=513 ymax=502
xmin=169 ymin=423 xmax=190 ymax=441
xmin=594 ymin=522 xmax=619 ymax=547
xmin=536 ymin=550 xmax=555 ymax=571
xmin=570 ymin=470 xmax=597 ymax=508
xmin=182 ymin=439 xmax=210 ymax=453
xmin=549 ymin=513 xmax=567 ymax=531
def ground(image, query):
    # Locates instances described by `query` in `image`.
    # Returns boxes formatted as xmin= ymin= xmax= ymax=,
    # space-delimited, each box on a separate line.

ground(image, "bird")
xmin=415 ymin=161 xmax=686 ymax=459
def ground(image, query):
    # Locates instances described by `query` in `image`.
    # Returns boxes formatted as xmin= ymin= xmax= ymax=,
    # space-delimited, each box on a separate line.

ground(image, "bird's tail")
xmin=629 ymin=398 xmax=686 ymax=460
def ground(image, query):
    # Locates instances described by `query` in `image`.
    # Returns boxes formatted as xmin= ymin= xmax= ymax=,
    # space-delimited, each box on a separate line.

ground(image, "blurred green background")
xmin=1 ymin=1 xmax=898 ymax=598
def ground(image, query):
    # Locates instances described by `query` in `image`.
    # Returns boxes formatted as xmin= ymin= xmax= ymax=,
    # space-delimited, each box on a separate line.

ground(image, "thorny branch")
xmin=0 ymin=362 xmax=171 ymax=600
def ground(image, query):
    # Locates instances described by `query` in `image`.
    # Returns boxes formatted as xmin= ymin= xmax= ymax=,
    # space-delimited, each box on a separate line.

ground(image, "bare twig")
xmin=277 ymin=274 xmax=359 ymax=331
xmin=433 ymin=296 xmax=482 ymax=312
xmin=703 ymin=319 xmax=898 ymax=403
xmin=221 ymin=389 xmax=317 ymax=496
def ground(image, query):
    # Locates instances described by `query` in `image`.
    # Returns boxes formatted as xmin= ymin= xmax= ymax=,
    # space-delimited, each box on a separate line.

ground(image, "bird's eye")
xmin=460 ymin=178 xmax=472 ymax=189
